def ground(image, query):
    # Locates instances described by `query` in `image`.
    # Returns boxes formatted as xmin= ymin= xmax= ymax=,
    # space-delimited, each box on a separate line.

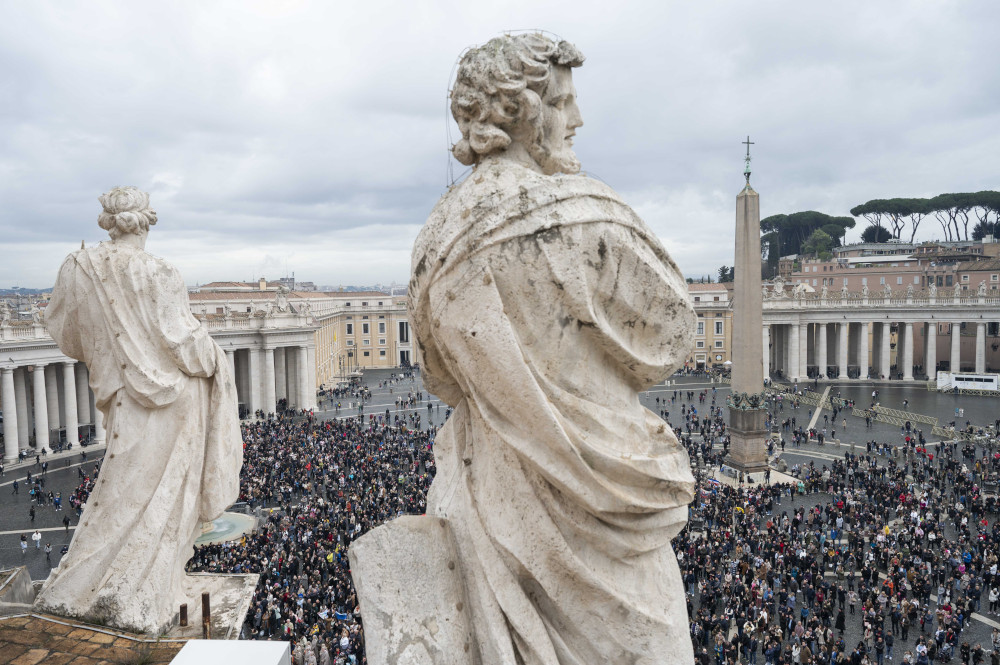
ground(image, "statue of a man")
xmin=929 ymin=282 xmax=937 ymax=297
xmin=354 ymin=34 xmax=695 ymax=665
xmin=36 ymin=187 xmax=243 ymax=633
xmin=979 ymin=280 xmax=987 ymax=296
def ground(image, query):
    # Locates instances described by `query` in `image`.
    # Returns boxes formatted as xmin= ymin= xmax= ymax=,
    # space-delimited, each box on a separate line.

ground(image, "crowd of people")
xmin=38 ymin=372 xmax=1000 ymax=665
xmin=186 ymin=408 xmax=436 ymax=664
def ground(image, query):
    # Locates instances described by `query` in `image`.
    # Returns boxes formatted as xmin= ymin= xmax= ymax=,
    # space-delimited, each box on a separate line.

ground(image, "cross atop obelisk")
xmin=742 ymin=136 xmax=754 ymax=185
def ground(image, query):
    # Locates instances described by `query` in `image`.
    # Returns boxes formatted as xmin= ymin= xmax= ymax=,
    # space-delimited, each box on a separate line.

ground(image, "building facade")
xmin=688 ymin=283 xmax=734 ymax=368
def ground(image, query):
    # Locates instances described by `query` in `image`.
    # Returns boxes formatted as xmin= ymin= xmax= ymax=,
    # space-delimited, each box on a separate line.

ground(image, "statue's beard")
xmin=529 ymin=140 xmax=581 ymax=176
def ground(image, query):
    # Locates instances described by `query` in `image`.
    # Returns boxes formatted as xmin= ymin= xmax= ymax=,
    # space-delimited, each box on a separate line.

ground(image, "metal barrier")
xmin=873 ymin=405 xmax=938 ymax=427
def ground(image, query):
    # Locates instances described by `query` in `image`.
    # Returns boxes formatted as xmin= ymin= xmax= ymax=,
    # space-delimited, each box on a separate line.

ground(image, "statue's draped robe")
xmin=410 ymin=159 xmax=696 ymax=665
xmin=36 ymin=242 xmax=242 ymax=633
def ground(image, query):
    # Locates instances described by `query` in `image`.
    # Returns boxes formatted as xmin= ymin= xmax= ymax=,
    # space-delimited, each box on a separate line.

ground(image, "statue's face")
xmin=530 ymin=65 xmax=584 ymax=175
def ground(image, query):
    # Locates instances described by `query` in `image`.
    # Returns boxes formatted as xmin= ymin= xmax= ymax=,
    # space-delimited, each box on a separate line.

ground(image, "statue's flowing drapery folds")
xmin=408 ymin=158 xmax=696 ymax=664
xmin=36 ymin=242 xmax=242 ymax=633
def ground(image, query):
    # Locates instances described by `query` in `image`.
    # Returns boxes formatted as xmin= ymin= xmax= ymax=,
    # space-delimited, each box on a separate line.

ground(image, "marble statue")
xmin=883 ymin=284 xmax=892 ymax=298
xmin=821 ymin=284 xmax=828 ymax=300
xmin=979 ymin=280 xmax=987 ymax=296
xmin=35 ymin=187 xmax=243 ymax=633
xmin=862 ymin=284 xmax=870 ymax=297
xmin=773 ymin=277 xmax=785 ymax=296
xmin=929 ymin=282 xmax=937 ymax=297
xmin=841 ymin=284 xmax=849 ymax=298
xmin=1 ymin=301 xmax=11 ymax=324
xmin=906 ymin=284 xmax=914 ymax=298
xmin=350 ymin=33 xmax=695 ymax=665
xmin=762 ymin=283 xmax=770 ymax=299
xmin=955 ymin=282 xmax=962 ymax=298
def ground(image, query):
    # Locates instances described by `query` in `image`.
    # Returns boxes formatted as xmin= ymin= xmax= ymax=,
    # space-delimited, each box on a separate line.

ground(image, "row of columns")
xmin=226 ymin=345 xmax=317 ymax=417
xmin=767 ymin=320 xmax=993 ymax=383
xmin=1 ymin=361 xmax=104 ymax=463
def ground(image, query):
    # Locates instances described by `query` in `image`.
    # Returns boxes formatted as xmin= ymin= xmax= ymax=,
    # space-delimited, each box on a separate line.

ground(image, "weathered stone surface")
xmin=352 ymin=32 xmax=695 ymax=665
xmin=34 ymin=187 xmax=244 ymax=635
xmin=349 ymin=516 xmax=472 ymax=665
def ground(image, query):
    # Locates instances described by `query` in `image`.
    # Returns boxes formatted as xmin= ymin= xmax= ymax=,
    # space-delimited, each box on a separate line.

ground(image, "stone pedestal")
xmin=727 ymin=407 xmax=770 ymax=473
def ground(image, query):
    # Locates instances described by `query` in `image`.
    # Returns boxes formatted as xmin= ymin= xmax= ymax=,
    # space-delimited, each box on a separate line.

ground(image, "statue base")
xmin=349 ymin=515 xmax=474 ymax=665
xmin=31 ymin=572 xmax=258 ymax=639
xmin=726 ymin=407 xmax=770 ymax=473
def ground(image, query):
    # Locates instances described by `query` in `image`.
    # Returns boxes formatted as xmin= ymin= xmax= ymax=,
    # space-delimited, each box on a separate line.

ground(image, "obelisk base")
xmin=727 ymin=407 xmax=769 ymax=473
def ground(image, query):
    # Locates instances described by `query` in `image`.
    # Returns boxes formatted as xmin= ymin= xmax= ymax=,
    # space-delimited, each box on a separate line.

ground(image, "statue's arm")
xmin=46 ymin=254 xmax=85 ymax=361
xmin=151 ymin=259 xmax=218 ymax=378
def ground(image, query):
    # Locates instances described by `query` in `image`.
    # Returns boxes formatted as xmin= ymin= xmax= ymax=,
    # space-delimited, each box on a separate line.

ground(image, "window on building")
xmin=346 ymin=323 xmax=353 ymax=335
xmin=713 ymin=296 xmax=719 ymax=301
xmin=378 ymin=322 xmax=386 ymax=334
xmin=363 ymin=351 xmax=370 ymax=357
xmin=879 ymin=277 xmax=885 ymax=285
xmin=347 ymin=340 xmax=354 ymax=346
xmin=992 ymin=274 xmax=999 ymax=282
xmin=696 ymin=341 xmax=705 ymax=348
xmin=896 ymin=277 xmax=903 ymax=285
xmin=379 ymin=338 xmax=386 ymax=346
xmin=812 ymin=279 xmax=817 ymax=286
xmin=378 ymin=301 xmax=383 ymax=306
xmin=398 ymin=321 xmax=410 ymax=343
xmin=714 ymin=340 xmax=723 ymax=349
xmin=914 ymin=276 xmax=920 ymax=284
xmin=862 ymin=278 xmax=868 ymax=286
xmin=363 ymin=339 xmax=370 ymax=345
xmin=362 ymin=301 xmax=368 ymax=306
xmin=843 ymin=278 xmax=848 ymax=286
xmin=715 ymin=321 xmax=723 ymax=335
xmin=693 ymin=296 xmax=700 ymax=302
xmin=362 ymin=323 xmax=370 ymax=334
xmin=379 ymin=350 xmax=386 ymax=357
xmin=962 ymin=275 xmax=969 ymax=282
xmin=945 ymin=275 xmax=953 ymax=286
xmin=697 ymin=321 xmax=705 ymax=335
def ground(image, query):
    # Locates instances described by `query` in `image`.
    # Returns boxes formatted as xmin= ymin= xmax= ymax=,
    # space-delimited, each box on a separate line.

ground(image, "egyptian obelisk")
xmin=727 ymin=137 xmax=769 ymax=473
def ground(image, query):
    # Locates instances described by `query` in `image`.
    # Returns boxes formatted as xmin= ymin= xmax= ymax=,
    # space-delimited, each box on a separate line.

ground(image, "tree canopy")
xmin=850 ymin=191 xmax=1000 ymax=242
xmin=861 ymin=225 xmax=892 ymax=243
xmin=760 ymin=211 xmax=855 ymax=271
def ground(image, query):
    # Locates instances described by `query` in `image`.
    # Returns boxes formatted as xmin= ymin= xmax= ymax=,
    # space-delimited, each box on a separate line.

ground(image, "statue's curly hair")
xmin=450 ymin=33 xmax=584 ymax=166
xmin=97 ymin=186 xmax=157 ymax=240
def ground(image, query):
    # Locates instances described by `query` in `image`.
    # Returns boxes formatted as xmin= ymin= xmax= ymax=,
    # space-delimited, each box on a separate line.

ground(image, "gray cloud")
xmin=1 ymin=0 xmax=997 ymax=288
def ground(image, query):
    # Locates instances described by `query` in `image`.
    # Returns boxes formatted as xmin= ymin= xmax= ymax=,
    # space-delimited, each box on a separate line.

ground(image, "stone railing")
xmin=0 ymin=321 xmax=48 ymax=342
xmin=763 ymin=288 xmax=1000 ymax=310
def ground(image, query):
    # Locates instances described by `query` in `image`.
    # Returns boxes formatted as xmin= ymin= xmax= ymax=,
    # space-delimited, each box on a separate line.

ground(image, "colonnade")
xmin=1 ymin=361 xmax=104 ymax=463
xmin=766 ymin=318 xmax=996 ymax=383
xmin=226 ymin=344 xmax=317 ymax=417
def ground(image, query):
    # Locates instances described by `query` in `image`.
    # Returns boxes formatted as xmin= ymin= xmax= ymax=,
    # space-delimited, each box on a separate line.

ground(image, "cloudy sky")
xmin=2 ymin=0 xmax=997 ymax=289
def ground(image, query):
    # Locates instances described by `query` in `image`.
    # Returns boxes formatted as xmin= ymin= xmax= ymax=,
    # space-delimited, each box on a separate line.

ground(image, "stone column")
xmin=298 ymin=346 xmax=312 ymax=411
xmin=225 ymin=349 xmax=235 ymax=377
xmin=838 ymin=323 xmax=849 ymax=379
xmin=859 ymin=322 xmax=870 ymax=379
xmin=880 ymin=323 xmax=891 ymax=379
xmin=788 ymin=323 xmax=800 ymax=382
xmin=248 ymin=348 xmax=263 ymax=415
xmin=951 ymin=322 xmax=962 ymax=372
xmin=32 ymin=365 xmax=49 ymax=452
xmin=762 ymin=325 xmax=770 ymax=381
xmin=45 ymin=365 xmax=60 ymax=432
xmin=94 ymin=407 xmax=105 ymax=445
xmin=275 ymin=348 xmax=287 ymax=401
xmin=14 ymin=367 xmax=29 ymax=453
xmin=1 ymin=368 xmax=19 ymax=462
xmin=263 ymin=347 xmax=276 ymax=415
xmin=62 ymin=362 xmax=79 ymax=447
xmin=799 ymin=323 xmax=808 ymax=382
xmin=976 ymin=322 xmax=986 ymax=374
xmin=306 ymin=347 xmax=317 ymax=409
xmin=818 ymin=324 xmax=828 ymax=378
xmin=903 ymin=322 xmax=914 ymax=381
xmin=925 ymin=322 xmax=937 ymax=381
xmin=75 ymin=364 xmax=91 ymax=424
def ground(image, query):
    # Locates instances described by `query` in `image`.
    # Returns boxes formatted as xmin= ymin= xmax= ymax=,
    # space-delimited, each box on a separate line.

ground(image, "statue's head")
xmin=97 ymin=186 xmax=157 ymax=241
xmin=451 ymin=33 xmax=585 ymax=175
